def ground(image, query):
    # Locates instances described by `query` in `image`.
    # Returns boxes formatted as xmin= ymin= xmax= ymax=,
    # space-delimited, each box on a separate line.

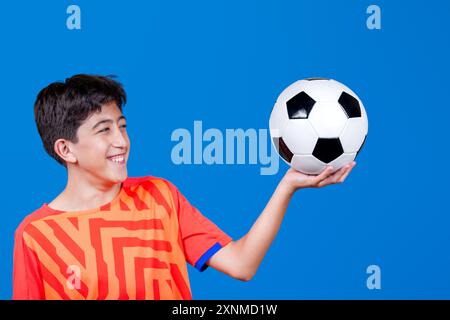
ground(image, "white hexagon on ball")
xmin=328 ymin=153 xmax=357 ymax=172
xmin=297 ymin=79 xmax=345 ymax=102
xmin=291 ymin=154 xmax=326 ymax=175
xmin=340 ymin=119 xmax=367 ymax=153
xmin=282 ymin=120 xmax=318 ymax=155
xmin=269 ymin=100 xmax=289 ymax=138
xmin=308 ymin=101 xmax=348 ymax=138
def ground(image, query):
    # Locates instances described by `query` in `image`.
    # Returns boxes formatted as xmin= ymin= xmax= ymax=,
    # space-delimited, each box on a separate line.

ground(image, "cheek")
xmin=76 ymin=139 xmax=109 ymax=163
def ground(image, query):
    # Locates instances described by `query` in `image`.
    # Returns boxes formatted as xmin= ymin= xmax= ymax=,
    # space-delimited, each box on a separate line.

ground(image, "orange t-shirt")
xmin=12 ymin=176 xmax=232 ymax=300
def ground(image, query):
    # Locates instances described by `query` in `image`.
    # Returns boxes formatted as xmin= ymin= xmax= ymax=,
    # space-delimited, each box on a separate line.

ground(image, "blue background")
xmin=1 ymin=0 xmax=449 ymax=299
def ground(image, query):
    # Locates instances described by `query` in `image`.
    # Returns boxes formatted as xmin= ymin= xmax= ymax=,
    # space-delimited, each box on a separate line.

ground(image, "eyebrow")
xmin=92 ymin=115 xmax=126 ymax=130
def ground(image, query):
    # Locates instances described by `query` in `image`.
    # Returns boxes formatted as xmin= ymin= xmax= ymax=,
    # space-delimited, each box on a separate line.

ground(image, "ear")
xmin=54 ymin=139 xmax=77 ymax=164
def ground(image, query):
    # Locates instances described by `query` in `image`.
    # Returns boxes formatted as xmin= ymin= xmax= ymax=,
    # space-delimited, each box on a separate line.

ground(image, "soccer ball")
xmin=269 ymin=78 xmax=368 ymax=175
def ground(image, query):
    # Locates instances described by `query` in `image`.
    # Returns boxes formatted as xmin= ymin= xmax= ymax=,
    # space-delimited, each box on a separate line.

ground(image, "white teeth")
xmin=108 ymin=155 xmax=125 ymax=162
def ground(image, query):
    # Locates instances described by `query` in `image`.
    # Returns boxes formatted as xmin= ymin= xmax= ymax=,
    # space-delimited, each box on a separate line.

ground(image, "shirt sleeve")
xmin=165 ymin=181 xmax=233 ymax=272
xmin=12 ymin=225 xmax=44 ymax=300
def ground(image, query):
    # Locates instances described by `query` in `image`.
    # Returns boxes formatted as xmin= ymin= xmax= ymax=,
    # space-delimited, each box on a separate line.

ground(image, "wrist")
xmin=278 ymin=177 xmax=297 ymax=197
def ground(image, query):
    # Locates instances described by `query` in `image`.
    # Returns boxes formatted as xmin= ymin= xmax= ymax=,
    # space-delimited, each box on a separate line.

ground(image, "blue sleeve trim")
xmin=194 ymin=242 xmax=223 ymax=272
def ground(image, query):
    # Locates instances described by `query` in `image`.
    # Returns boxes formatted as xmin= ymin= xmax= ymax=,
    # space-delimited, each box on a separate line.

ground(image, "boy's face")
xmin=69 ymin=102 xmax=130 ymax=185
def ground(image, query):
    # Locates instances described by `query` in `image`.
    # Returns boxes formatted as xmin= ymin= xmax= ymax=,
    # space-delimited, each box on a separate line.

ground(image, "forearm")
xmin=233 ymin=181 xmax=294 ymax=278
xmin=209 ymin=165 xmax=354 ymax=281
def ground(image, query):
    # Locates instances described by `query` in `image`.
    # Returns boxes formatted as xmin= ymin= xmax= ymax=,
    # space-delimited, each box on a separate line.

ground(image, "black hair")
xmin=34 ymin=74 xmax=127 ymax=166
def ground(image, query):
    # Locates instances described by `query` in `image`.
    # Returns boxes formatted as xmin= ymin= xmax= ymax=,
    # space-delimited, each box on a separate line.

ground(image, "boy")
xmin=13 ymin=74 xmax=355 ymax=300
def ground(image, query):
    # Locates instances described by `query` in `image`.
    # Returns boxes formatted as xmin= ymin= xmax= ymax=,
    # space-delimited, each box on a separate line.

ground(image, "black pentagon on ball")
xmin=287 ymin=91 xmax=316 ymax=119
xmin=306 ymin=77 xmax=330 ymax=81
xmin=273 ymin=137 xmax=294 ymax=163
xmin=338 ymin=91 xmax=361 ymax=118
xmin=312 ymin=138 xmax=344 ymax=164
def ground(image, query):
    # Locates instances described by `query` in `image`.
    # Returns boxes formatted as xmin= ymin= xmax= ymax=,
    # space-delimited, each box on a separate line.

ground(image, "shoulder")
xmin=14 ymin=205 xmax=54 ymax=240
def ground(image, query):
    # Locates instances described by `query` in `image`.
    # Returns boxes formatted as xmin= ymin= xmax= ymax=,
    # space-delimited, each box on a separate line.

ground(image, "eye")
xmin=98 ymin=127 xmax=110 ymax=133
xmin=120 ymin=124 xmax=127 ymax=129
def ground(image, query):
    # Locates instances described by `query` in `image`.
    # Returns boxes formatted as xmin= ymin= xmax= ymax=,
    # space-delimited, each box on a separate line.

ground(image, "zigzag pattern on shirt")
xmin=22 ymin=178 xmax=192 ymax=300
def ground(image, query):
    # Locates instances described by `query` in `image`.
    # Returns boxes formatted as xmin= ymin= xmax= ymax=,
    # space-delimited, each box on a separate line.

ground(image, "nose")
xmin=111 ymin=125 xmax=128 ymax=149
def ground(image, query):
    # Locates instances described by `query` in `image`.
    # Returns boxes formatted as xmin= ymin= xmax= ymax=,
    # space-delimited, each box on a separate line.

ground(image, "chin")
xmin=115 ymin=171 xmax=128 ymax=183
xmin=106 ymin=168 xmax=128 ymax=185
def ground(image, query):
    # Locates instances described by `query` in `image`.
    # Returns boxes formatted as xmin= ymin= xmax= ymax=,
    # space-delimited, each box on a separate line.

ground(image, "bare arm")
xmin=207 ymin=162 xmax=356 ymax=281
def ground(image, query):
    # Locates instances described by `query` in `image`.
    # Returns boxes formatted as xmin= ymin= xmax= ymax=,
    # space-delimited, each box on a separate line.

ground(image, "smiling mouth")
xmin=107 ymin=154 xmax=126 ymax=165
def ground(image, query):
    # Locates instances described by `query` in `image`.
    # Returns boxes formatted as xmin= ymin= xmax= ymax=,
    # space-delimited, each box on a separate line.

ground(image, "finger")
xmin=338 ymin=162 xmax=356 ymax=183
xmin=311 ymin=166 xmax=334 ymax=186
xmin=318 ymin=164 xmax=351 ymax=187
xmin=329 ymin=162 xmax=354 ymax=184
xmin=318 ymin=166 xmax=335 ymax=180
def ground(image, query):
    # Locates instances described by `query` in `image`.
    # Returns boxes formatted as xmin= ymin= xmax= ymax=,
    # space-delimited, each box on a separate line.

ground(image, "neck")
xmin=49 ymin=169 xmax=122 ymax=212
